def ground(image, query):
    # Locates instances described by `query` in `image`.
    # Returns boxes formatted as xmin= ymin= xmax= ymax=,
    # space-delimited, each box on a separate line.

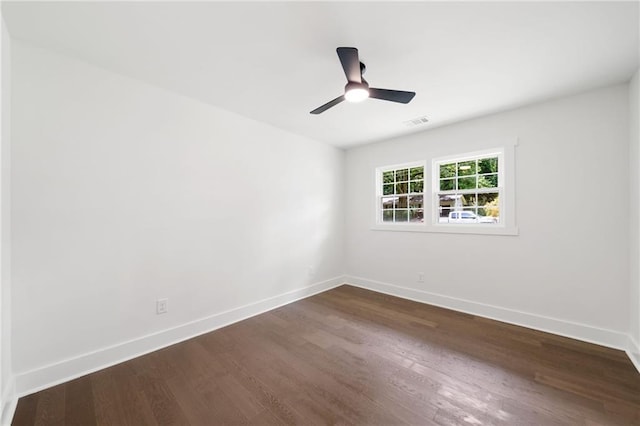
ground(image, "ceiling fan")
xmin=310 ymin=47 xmax=416 ymax=115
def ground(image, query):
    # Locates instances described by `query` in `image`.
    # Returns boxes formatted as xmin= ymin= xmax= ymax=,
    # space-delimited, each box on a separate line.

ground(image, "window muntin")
xmin=434 ymin=152 xmax=503 ymax=225
xmin=378 ymin=163 xmax=425 ymax=224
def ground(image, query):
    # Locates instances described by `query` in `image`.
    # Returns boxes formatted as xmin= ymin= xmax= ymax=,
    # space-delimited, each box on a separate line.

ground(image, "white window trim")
xmin=374 ymin=160 xmax=426 ymax=226
xmin=371 ymin=141 xmax=518 ymax=236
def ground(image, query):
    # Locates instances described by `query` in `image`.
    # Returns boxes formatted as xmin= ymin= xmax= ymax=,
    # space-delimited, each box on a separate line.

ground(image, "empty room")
xmin=0 ymin=1 xmax=639 ymax=425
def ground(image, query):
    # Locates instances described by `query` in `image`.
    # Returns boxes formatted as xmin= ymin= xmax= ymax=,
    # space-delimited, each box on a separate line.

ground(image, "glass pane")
xmin=381 ymin=197 xmax=396 ymax=210
xmin=410 ymin=167 xmax=424 ymax=180
xmin=478 ymin=174 xmax=498 ymax=188
xmin=382 ymin=210 xmax=394 ymax=222
xmin=478 ymin=207 xmax=500 ymax=220
xmin=409 ymin=209 xmax=424 ymax=222
xmin=396 ymin=182 xmax=408 ymax=194
xmin=438 ymin=207 xmax=451 ymax=221
xmin=438 ymin=194 xmax=457 ymax=209
xmin=383 ymin=184 xmax=394 ymax=195
xmin=395 ymin=209 xmax=408 ymax=222
xmin=478 ymin=157 xmax=498 ymax=174
xmin=478 ymin=192 xmax=499 ymax=205
xmin=440 ymin=179 xmax=455 ymax=191
xmin=396 ymin=196 xmax=408 ymax=208
xmin=409 ymin=195 xmax=423 ymax=208
xmin=410 ymin=180 xmax=424 ymax=193
xmin=458 ymin=176 xmax=477 ymax=190
xmin=478 ymin=192 xmax=500 ymax=219
xmin=461 ymin=193 xmax=477 ymax=207
xmin=440 ymin=163 xmax=456 ymax=179
xmin=395 ymin=169 xmax=409 ymax=182
xmin=383 ymin=170 xmax=395 ymax=183
xmin=458 ymin=160 xmax=476 ymax=176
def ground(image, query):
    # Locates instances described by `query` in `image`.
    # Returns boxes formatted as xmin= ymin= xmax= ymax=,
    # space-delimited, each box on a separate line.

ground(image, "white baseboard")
xmin=345 ymin=275 xmax=629 ymax=351
xmin=15 ymin=276 xmax=346 ymax=397
xmin=628 ymin=334 xmax=640 ymax=374
xmin=0 ymin=376 xmax=16 ymax=426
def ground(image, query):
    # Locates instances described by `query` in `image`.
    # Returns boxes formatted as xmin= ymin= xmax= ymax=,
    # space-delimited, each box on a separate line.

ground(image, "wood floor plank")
xmin=32 ymin=385 xmax=65 ymax=426
xmin=136 ymin=374 xmax=190 ymax=426
xmin=214 ymin=373 xmax=266 ymax=419
xmin=165 ymin=372 xmax=248 ymax=425
xmin=12 ymin=285 xmax=640 ymax=425
xmin=91 ymin=369 xmax=131 ymax=426
xmin=212 ymin=348 xmax=305 ymax=425
xmin=108 ymin=362 xmax=158 ymax=426
xmin=12 ymin=393 xmax=38 ymax=426
xmin=64 ymin=376 xmax=96 ymax=426
xmin=242 ymin=323 xmax=415 ymax=424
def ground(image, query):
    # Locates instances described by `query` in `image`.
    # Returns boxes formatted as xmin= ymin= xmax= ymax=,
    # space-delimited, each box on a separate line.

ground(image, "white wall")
xmin=345 ymin=85 xmax=630 ymax=347
xmin=0 ymin=12 xmax=13 ymax=425
xmin=630 ymin=68 xmax=640 ymax=370
xmin=11 ymin=41 xmax=345 ymax=393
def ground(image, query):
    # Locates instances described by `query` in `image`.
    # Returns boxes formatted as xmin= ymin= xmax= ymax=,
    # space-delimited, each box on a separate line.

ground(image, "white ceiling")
xmin=2 ymin=1 xmax=639 ymax=148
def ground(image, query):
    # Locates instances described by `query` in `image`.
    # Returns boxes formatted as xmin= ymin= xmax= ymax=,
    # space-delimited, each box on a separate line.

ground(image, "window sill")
xmin=370 ymin=223 xmax=519 ymax=236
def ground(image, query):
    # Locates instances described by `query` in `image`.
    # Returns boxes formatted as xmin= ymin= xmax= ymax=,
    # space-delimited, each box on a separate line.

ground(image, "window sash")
xmin=433 ymin=151 xmax=504 ymax=225
xmin=376 ymin=162 xmax=425 ymax=225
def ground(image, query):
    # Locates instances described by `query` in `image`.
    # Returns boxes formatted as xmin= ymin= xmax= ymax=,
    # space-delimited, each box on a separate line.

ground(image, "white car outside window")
xmin=448 ymin=211 xmax=497 ymax=224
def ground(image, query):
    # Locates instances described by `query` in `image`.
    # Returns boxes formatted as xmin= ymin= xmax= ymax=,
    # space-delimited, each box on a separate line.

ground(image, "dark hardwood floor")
xmin=12 ymin=285 xmax=640 ymax=425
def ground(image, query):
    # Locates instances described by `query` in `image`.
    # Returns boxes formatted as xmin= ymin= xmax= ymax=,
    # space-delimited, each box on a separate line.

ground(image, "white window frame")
xmin=372 ymin=142 xmax=517 ymax=236
xmin=374 ymin=161 xmax=426 ymax=227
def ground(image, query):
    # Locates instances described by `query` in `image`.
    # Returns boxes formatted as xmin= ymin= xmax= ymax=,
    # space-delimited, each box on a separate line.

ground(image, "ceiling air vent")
xmin=404 ymin=116 xmax=429 ymax=127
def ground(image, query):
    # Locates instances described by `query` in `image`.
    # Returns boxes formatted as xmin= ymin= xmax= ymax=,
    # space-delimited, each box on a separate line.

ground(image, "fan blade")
xmin=369 ymin=88 xmax=416 ymax=104
xmin=310 ymin=95 xmax=345 ymax=114
xmin=337 ymin=47 xmax=361 ymax=83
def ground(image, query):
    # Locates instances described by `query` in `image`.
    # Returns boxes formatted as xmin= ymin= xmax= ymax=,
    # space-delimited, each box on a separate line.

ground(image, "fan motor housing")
xmin=345 ymin=81 xmax=369 ymax=93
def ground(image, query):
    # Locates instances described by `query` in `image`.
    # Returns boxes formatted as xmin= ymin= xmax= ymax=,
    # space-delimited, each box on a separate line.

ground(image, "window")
xmin=373 ymin=143 xmax=517 ymax=235
xmin=435 ymin=152 xmax=502 ymax=225
xmin=377 ymin=162 xmax=425 ymax=224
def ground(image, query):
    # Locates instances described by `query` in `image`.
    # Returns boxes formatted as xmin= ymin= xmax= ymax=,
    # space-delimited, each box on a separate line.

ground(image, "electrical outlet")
xmin=156 ymin=298 xmax=168 ymax=314
xmin=417 ymin=272 xmax=425 ymax=283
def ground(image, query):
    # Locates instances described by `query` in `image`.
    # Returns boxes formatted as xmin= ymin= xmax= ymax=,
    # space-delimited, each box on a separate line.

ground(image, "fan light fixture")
xmin=345 ymin=86 xmax=369 ymax=102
